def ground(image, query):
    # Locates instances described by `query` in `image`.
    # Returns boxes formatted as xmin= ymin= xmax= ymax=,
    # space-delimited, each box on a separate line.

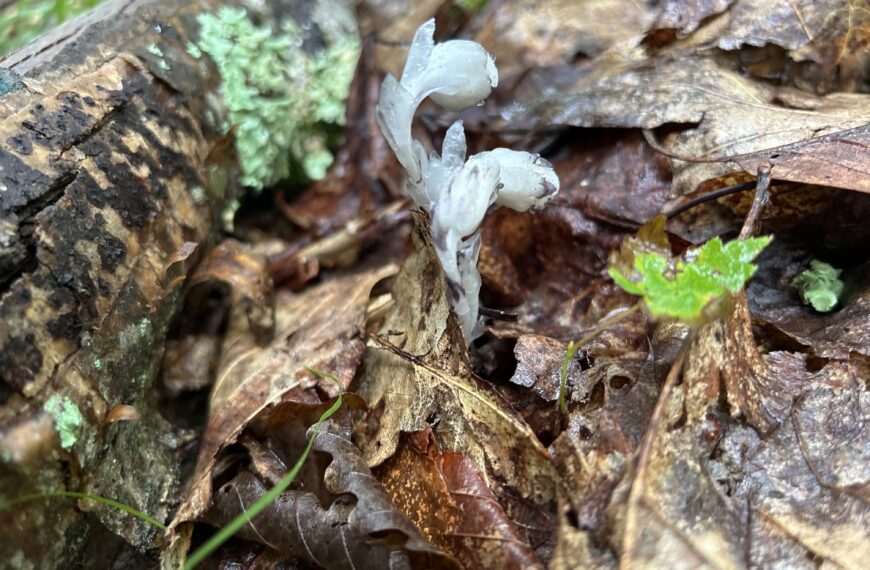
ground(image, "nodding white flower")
xmin=486 ymin=148 xmax=560 ymax=211
xmin=377 ymin=20 xmax=560 ymax=344
xmin=377 ymin=19 xmax=497 ymax=186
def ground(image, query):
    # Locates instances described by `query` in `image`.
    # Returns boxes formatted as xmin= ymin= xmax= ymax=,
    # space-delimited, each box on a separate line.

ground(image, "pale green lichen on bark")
xmin=43 ymin=395 xmax=84 ymax=450
xmin=146 ymin=43 xmax=170 ymax=71
xmin=194 ymin=6 xmax=359 ymax=190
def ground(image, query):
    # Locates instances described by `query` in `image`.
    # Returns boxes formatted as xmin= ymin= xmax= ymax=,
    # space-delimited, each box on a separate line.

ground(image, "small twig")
xmin=738 ymin=163 xmax=772 ymax=239
xmin=369 ymin=332 xmax=432 ymax=365
xmin=478 ymin=306 xmax=519 ymax=322
xmin=663 ymin=180 xmax=757 ymax=219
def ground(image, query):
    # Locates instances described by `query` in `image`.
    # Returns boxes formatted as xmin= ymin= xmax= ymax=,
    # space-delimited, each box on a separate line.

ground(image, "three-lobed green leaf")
xmin=610 ymin=235 xmax=771 ymax=321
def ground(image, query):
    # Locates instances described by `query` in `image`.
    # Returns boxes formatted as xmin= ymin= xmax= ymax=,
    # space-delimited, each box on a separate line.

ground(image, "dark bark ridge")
xmin=0 ymin=0 xmax=296 ymax=564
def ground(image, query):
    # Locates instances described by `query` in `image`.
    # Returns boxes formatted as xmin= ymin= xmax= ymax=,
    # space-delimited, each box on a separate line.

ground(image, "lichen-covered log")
xmin=0 ymin=0 xmax=356 ymax=566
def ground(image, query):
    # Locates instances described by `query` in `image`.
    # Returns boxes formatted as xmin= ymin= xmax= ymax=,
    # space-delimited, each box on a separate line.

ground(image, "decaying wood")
xmin=0 ymin=0 xmax=295 ymax=565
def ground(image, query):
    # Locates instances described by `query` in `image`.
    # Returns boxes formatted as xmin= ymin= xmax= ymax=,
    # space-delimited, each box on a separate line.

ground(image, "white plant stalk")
xmin=377 ymin=19 xmax=560 ymax=342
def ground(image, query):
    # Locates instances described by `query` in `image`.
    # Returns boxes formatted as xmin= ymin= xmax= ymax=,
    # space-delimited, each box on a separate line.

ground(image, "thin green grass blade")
xmin=1 ymin=491 xmax=166 ymax=530
xmin=183 ymin=366 xmax=344 ymax=569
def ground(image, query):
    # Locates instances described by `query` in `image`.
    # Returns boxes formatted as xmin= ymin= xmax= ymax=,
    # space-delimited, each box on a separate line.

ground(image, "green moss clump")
xmin=43 ymin=395 xmax=84 ymax=450
xmin=792 ymin=260 xmax=843 ymax=312
xmin=195 ymin=7 xmax=359 ymax=190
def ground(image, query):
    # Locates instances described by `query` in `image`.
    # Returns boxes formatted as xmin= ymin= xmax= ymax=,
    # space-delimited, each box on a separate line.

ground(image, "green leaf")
xmin=792 ymin=260 xmax=843 ymax=312
xmin=609 ymin=235 xmax=771 ymax=321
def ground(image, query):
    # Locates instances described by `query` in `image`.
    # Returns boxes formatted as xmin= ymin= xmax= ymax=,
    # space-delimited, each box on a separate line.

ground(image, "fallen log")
xmin=0 ymin=0 xmax=351 ymax=565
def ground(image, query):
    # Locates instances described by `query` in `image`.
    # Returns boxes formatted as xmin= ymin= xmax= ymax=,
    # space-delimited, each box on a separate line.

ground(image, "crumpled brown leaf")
xmin=610 ymin=291 xmax=868 ymax=569
xmin=170 ymin=261 xmax=397 ymax=530
xmin=652 ymin=0 xmax=734 ymax=36
xmin=357 ymin=214 xmax=558 ymax=553
xmin=205 ymin=406 xmax=458 ymax=569
xmin=188 ymin=239 xmax=276 ymax=345
xmin=377 ymin=428 xmax=544 ymax=569
xmin=517 ymin=56 xmax=870 ymax=196
xmin=161 ymin=240 xmax=273 ymax=396
xmin=707 ymin=0 xmax=870 ymax=91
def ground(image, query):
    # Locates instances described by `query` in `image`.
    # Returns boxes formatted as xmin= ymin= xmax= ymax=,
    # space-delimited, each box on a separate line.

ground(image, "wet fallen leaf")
xmin=357 ymin=214 xmax=558 ymax=553
xmin=612 ymin=289 xmax=868 ymax=568
xmin=377 ymin=428 xmax=544 ymax=569
xmin=480 ymin=206 xmax=626 ymax=339
xmin=205 ymin=406 xmax=458 ymax=569
xmin=475 ymin=0 xmax=656 ymax=79
xmin=171 ymin=261 xmax=396 ymax=529
xmin=706 ymin=0 xmax=870 ymax=92
xmin=715 ymin=385 xmax=870 ymax=568
xmin=517 ymin=56 xmax=870 ymax=196
xmin=549 ymin=321 xmax=682 ymax=558
xmin=652 ymin=0 xmax=734 ymax=37
xmin=551 ymin=130 xmax=672 ymax=226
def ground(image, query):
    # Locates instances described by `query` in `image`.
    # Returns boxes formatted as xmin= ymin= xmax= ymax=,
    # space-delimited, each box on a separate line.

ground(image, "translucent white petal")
xmin=486 ymin=148 xmax=560 ymax=211
xmin=375 ymin=74 xmax=420 ymax=181
xmin=401 ymin=19 xmax=436 ymax=86
xmin=431 ymin=154 xmax=500 ymax=239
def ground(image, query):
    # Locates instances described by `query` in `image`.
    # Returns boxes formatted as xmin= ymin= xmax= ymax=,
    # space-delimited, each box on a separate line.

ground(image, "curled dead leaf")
xmin=170 ymin=262 xmax=396 ymax=532
xmin=205 ymin=408 xmax=458 ymax=569
xmin=357 ymin=213 xmax=558 ymax=556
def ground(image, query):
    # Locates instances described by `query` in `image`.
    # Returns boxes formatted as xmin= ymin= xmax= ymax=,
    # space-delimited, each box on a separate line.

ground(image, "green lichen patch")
xmin=43 ymin=395 xmax=84 ymax=450
xmin=146 ymin=43 xmax=170 ymax=71
xmin=195 ymin=7 xmax=359 ymax=190
xmin=792 ymin=260 xmax=843 ymax=312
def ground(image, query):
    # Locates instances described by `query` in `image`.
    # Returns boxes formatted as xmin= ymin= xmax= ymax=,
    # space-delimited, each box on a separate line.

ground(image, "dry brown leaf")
xmin=708 ymin=0 xmax=870 ymax=90
xmin=552 ymin=130 xmax=672 ymax=226
xmin=378 ymin=428 xmax=544 ymax=569
xmin=652 ymin=0 xmax=734 ymax=36
xmin=205 ymin=408 xmax=458 ymax=569
xmin=170 ymin=261 xmax=396 ymax=529
xmin=356 ymin=214 xmax=558 ymax=550
xmin=519 ymin=56 xmax=870 ymax=196
xmin=612 ymin=290 xmax=868 ymax=569
xmin=476 ymin=0 xmax=656 ymax=78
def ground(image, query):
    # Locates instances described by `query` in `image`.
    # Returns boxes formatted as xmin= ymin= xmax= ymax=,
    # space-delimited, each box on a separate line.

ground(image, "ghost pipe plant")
xmin=377 ymin=19 xmax=560 ymax=342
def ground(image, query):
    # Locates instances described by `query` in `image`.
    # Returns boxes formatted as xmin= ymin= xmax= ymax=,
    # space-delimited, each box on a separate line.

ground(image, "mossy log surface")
xmin=0 ymin=0 xmax=297 ymax=566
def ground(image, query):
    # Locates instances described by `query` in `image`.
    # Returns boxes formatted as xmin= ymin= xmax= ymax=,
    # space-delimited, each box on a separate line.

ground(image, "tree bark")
xmin=0 ymin=0 xmax=298 ymax=565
